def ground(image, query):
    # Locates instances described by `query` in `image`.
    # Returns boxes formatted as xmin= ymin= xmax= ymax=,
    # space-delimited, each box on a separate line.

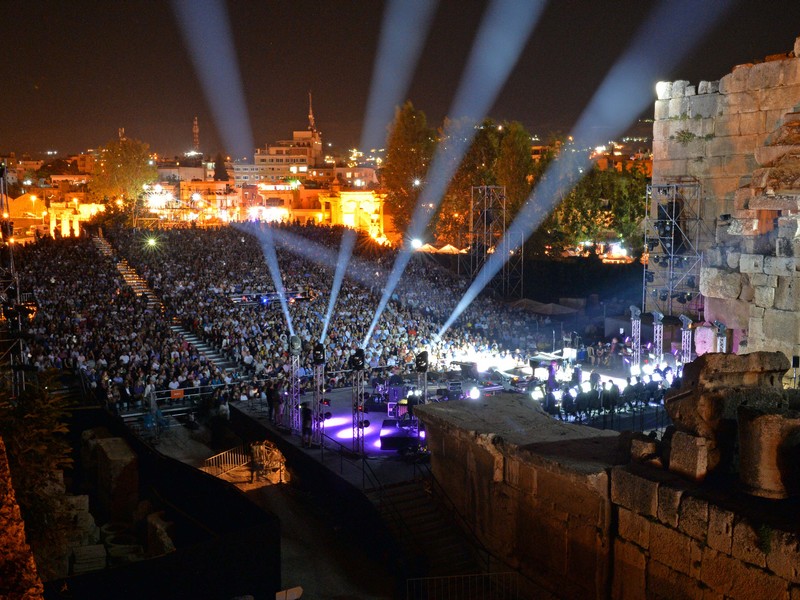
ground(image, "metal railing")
xmin=200 ymin=444 xmax=251 ymax=477
xmin=406 ymin=572 xmax=520 ymax=600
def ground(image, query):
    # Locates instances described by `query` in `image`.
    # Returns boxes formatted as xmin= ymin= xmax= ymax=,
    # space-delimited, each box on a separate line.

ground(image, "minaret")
xmin=308 ymin=92 xmax=316 ymax=131
xmin=192 ymin=116 xmax=200 ymax=152
xmin=118 ymin=127 xmax=126 ymax=141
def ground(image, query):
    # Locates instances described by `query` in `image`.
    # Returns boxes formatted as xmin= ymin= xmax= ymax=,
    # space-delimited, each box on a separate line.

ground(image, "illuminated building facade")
xmin=318 ymin=183 xmax=387 ymax=243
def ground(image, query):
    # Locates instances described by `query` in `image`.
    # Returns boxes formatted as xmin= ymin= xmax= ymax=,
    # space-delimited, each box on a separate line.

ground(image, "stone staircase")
xmin=92 ymin=235 xmax=161 ymax=312
xmin=369 ymin=479 xmax=482 ymax=578
xmin=170 ymin=324 xmax=238 ymax=375
xmin=92 ymin=234 xmax=237 ymax=376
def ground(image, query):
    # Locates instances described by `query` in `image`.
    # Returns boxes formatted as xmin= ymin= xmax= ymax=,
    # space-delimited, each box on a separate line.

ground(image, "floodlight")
xmin=629 ymin=305 xmax=641 ymax=320
xmin=651 ymin=311 xmax=664 ymax=323
xmin=679 ymin=314 xmax=692 ymax=329
xmin=313 ymin=343 xmax=326 ymax=365
xmin=349 ymin=348 xmax=365 ymax=371
xmin=415 ymin=350 xmax=428 ymax=373
xmin=469 ymin=387 xmax=480 ymax=400
xmin=289 ymin=335 xmax=302 ymax=356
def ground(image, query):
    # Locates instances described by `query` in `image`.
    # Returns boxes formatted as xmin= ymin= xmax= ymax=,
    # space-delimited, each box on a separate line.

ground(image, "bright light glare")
xmin=469 ymin=387 xmax=480 ymax=400
xmin=411 ymin=238 xmax=422 ymax=249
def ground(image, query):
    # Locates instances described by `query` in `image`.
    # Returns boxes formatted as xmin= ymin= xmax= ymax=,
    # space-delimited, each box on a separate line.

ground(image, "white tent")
xmin=417 ymin=243 xmax=439 ymax=253
xmin=437 ymin=244 xmax=461 ymax=254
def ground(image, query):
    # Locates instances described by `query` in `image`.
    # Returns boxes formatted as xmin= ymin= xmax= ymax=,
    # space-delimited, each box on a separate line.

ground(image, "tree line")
xmin=381 ymin=101 xmax=648 ymax=257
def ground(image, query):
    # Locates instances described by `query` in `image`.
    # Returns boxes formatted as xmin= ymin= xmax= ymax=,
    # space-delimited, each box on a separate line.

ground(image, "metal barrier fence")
xmin=406 ymin=572 xmax=520 ymax=600
xmin=200 ymin=444 xmax=251 ymax=477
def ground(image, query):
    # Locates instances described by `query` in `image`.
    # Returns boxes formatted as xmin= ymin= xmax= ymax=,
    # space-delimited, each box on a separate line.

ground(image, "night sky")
xmin=1 ymin=1 xmax=799 ymax=158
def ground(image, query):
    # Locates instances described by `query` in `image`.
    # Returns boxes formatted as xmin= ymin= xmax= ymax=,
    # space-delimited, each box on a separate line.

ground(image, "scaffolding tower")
xmin=0 ymin=165 xmax=25 ymax=398
xmin=643 ymin=180 xmax=710 ymax=318
xmin=461 ymin=186 xmax=524 ymax=300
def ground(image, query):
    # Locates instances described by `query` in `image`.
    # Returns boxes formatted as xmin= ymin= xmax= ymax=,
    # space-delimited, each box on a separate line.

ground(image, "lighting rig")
xmin=312 ymin=342 xmax=326 ymax=447
xmin=679 ymin=314 xmax=693 ymax=365
xmin=651 ymin=311 xmax=665 ymax=364
xmin=349 ymin=348 xmax=367 ymax=454
xmin=289 ymin=335 xmax=302 ymax=433
xmin=629 ymin=305 xmax=642 ymax=371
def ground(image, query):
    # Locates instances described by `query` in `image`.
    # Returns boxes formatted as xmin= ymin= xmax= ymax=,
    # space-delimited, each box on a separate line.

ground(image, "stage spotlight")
xmin=645 ymin=271 xmax=654 ymax=283
xmin=468 ymin=387 xmax=480 ymax=400
xmin=651 ymin=310 xmax=665 ymax=323
xmin=411 ymin=238 xmax=422 ymax=250
xmin=629 ymin=305 xmax=641 ymax=320
xmin=313 ymin=343 xmax=326 ymax=365
xmin=658 ymin=290 xmax=669 ymax=302
xmin=679 ymin=314 xmax=693 ymax=329
xmin=415 ymin=350 xmax=428 ymax=373
xmin=323 ymin=412 xmax=332 ymax=420
xmin=357 ymin=419 xmax=371 ymax=429
xmin=349 ymin=348 xmax=366 ymax=371
xmin=290 ymin=335 xmax=302 ymax=356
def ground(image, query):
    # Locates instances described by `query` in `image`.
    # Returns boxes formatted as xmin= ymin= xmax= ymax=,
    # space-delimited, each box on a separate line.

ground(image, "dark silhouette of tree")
xmin=381 ymin=101 xmax=435 ymax=234
xmin=213 ymin=153 xmax=230 ymax=181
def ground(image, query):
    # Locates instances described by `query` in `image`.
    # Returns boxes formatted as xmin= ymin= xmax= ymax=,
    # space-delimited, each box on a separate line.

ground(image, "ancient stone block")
xmin=764 ymin=256 xmax=796 ymax=276
xmin=754 ymin=285 xmax=776 ymax=308
xmin=647 ymin=558 xmax=705 ymax=599
xmin=704 ymin=247 xmax=724 ymax=267
xmin=749 ymin=305 xmax=765 ymax=318
xmin=618 ymin=506 xmax=650 ymax=549
xmin=738 ymin=403 xmax=800 ymax=499
xmin=750 ymin=273 xmax=779 ymax=287
xmin=700 ymin=546 xmax=788 ymax=599
xmin=688 ymin=95 xmax=718 ymax=119
xmin=740 ymin=254 xmax=765 ymax=274
xmin=731 ymin=519 xmax=768 ymax=568
xmin=766 ymin=529 xmax=800 ymax=581
xmin=763 ymin=309 xmax=800 ymax=349
xmin=707 ymin=505 xmax=734 ymax=554
xmin=739 ymin=111 xmax=767 ymax=136
xmin=649 ymin=522 xmax=701 ymax=576
xmin=669 ymin=432 xmax=711 ymax=481
xmin=700 ymin=267 xmax=742 ymax=299
xmin=672 ymin=80 xmax=689 ymax=97
xmin=686 ymin=85 xmax=696 ymax=96
xmin=656 ymin=81 xmax=673 ymax=100
xmin=713 ymin=113 xmax=740 ymax=137
xmin=677 ymin=495 xmax=709 ymax=542
xmin=657 ymin=480 xmax=685 ymax=528
xmin=669 ymin=97 xmax=689 ymax=119
xmin=95 ymin=437 xmax=138 ymax=522
xmin=726 ymin=251 xmax=741 ymax=270
xmin=778 ymin=216 xmax=800 ymax=239
xmin=759 ymin=84 xmax=800 ymax=111
xmin=726 ymin=90 xmax=759 ymax=113
xmin=708 ymin=80 xmax=720 ymax=93
xmin=612 ymin=539 xmax=646 ymax=600
xmin=611 ymin=466 xmax=658 ymax=518
xmin=654 ymin=99 xmax=670 ymax=120
xmin=748 ymin=61 xmax=787 ymax=90
xmin=630 ymin=437 xmax=658 ymax=463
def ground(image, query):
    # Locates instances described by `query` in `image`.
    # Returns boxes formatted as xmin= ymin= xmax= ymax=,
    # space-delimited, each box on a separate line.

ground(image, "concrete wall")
xmin=652 ymin=38 xmax=800 ymax=219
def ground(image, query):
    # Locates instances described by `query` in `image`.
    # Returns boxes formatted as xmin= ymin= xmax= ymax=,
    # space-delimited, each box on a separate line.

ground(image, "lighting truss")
xmin=312 ymin=363 xmax=324 ymax=446
xmin=462 ymin=186 xmax=523 ymax=299
xmin=351 ymin=370 xmax=366 ymax=454
xmin=643 ymin=180 xmax=711 ymax=318
xmin=289 ymin=354 xmax=301 ymax=434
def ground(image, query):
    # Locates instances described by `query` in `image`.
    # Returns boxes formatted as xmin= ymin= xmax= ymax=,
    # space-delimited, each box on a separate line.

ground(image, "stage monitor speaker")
xmin=460 ymin=362 xmax=479 ymax=380
xmin=793 ymin=356 xmax=799 ymax=369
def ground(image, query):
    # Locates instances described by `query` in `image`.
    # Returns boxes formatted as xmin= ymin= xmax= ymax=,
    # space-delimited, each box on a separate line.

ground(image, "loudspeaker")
xmin=793 ymin=356 xmax=799 ymax=369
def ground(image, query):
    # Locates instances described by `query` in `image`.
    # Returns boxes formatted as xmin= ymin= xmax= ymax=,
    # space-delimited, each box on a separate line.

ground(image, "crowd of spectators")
xmin=10 ymin=222 xmax=563 ymax=416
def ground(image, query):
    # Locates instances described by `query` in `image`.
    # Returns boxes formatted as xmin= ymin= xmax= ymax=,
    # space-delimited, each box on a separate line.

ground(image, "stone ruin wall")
xmin=653 ymin=36 xmax=800 ymax=359
xmin=422 ymin=417 xmax=614 ymax=599
xmin=653 ymin=36 xmax=800 ymax=216
xmin=420 ymin=416 xmax=800 ymax=600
